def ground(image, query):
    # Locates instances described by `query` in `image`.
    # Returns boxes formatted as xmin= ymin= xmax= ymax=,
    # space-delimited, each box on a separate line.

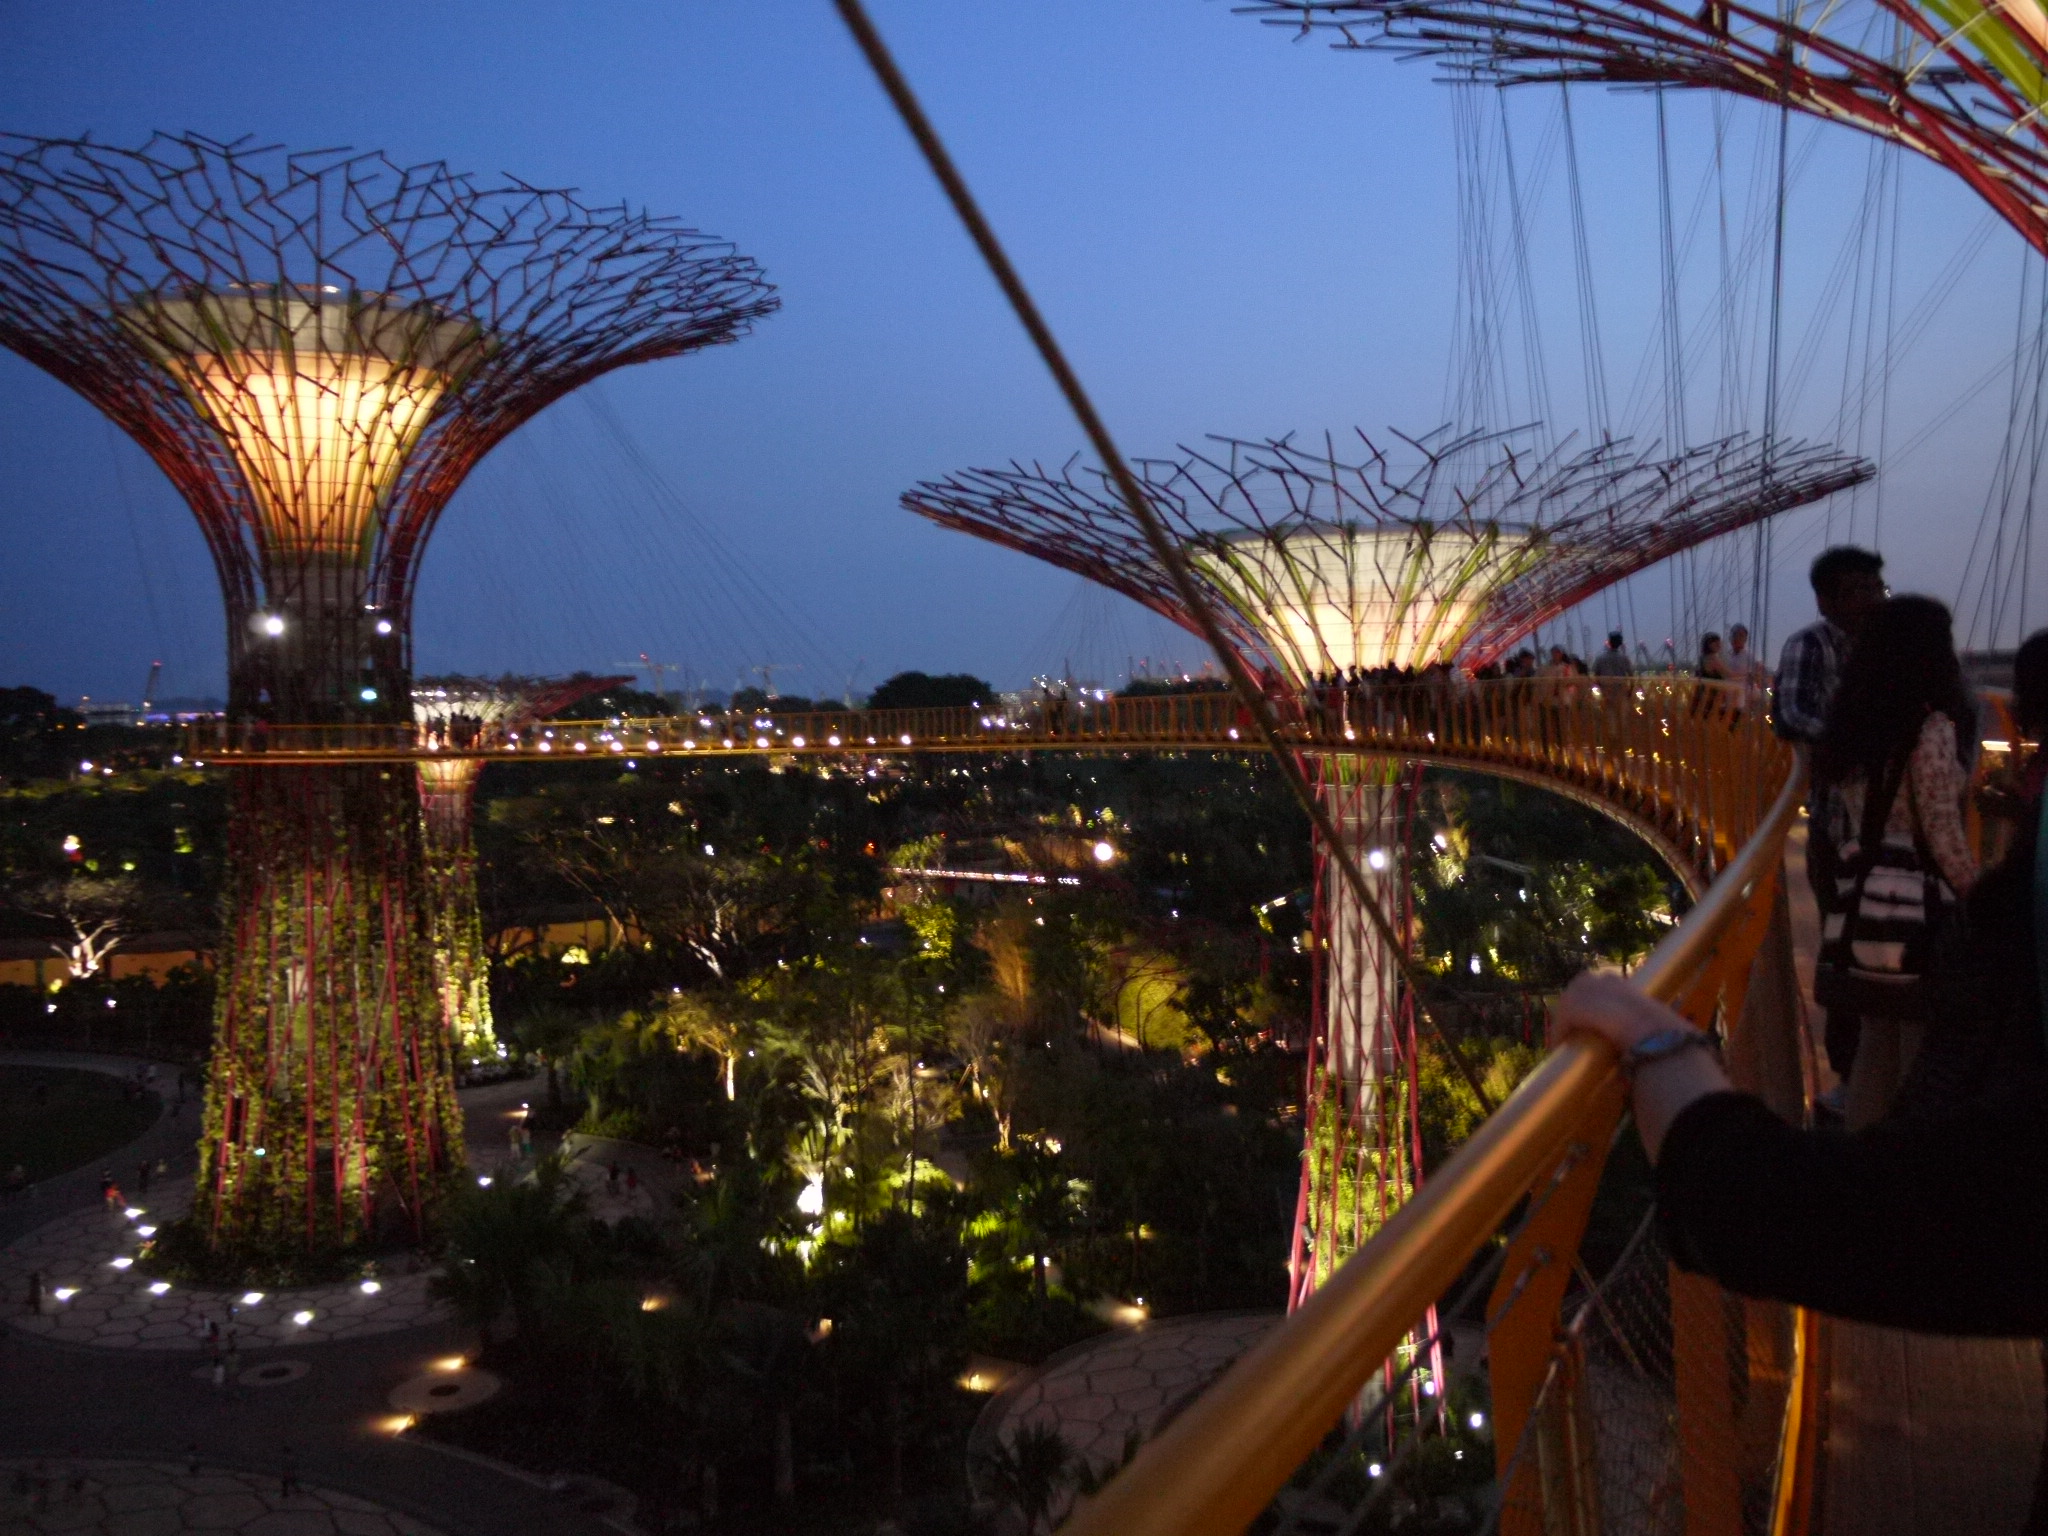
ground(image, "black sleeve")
xmin=1655 ymin=1081 xmax=2048 ymax=1336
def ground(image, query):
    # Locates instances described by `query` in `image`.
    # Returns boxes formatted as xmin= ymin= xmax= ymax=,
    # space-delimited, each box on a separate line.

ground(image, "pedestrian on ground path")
xmin=625 ymin=1166 xmax=639 ymax=1195
xmin=26 ymin=1269 xmax=42 ymax=1315
xmin=102 ymin=1180 xmax=123 ymax=1212
xmin=1774 ymin=544 xmax=1888 ymax=1096
xmin=97 ymin=1171 xmax=112 ymax=1204
xmin=607 ymin=1161 xmax=620 ymax=1194
xmin=136 ymin=1160 xmax=150 ymax=1195
xmin=211 ymin=1357 xmax=225 ymax=1387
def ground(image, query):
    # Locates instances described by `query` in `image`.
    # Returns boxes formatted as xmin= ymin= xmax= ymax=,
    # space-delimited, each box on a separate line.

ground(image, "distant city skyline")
xmin=0 ymin=2 xmax=2030 ymax=704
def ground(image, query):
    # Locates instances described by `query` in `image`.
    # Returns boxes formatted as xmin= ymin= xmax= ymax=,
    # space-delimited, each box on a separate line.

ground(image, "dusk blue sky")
xmin=0 ymin=2 xmax=2030 ymax=706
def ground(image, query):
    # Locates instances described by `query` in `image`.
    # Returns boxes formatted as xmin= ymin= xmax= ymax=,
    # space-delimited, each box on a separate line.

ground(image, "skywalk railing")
xmin=187 ymin=677 xmax=1781 ymax=889
xmin=1060 ymin=734 xmax=1812 ymax=1536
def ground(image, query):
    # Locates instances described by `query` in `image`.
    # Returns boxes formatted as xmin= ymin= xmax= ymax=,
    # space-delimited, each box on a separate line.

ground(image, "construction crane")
xmin=615 ymin=654 xmax=696 ymax=710
xmin=749 ymin=662 xmax=799 ymax=700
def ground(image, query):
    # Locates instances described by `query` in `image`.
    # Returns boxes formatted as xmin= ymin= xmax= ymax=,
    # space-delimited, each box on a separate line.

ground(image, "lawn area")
xmin=0 ymin=1066 xmax=160 ymax=1184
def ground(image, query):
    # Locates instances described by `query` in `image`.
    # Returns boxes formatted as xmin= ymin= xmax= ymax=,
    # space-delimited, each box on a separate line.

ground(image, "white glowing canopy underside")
xmin=412 ymin=687 xmax=522 ymax=729
xmin=121 ymin=290 xmax=487 ymax=562
xmin=1193 ymin=523 xmax=1548 ymax=675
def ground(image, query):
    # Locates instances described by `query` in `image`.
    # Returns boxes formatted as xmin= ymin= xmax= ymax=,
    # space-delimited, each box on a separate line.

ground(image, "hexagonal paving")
xmin=982 ymin=1312 xmax=1281 ymax=1474
xmin=0 ymin=1180 xmax=451 ymax=1352
xmin=0 ymin=1457 xmax=443 ymax=1534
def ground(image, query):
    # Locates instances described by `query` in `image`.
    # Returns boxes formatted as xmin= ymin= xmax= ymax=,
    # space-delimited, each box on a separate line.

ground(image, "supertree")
xmin=1242 ymin=0 xmax=2048 ymax=257
xmin=905 ymin=424 xmax=1867 ymax=1301
xmin=412 ymin=674 xmax=628 ymax=1062
xmin=0 ymin=134 xmax=776 ymax=1261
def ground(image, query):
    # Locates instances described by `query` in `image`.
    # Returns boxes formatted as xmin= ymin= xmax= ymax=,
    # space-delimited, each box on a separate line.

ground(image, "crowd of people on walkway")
xmin=1556 ymin=545 xmax=2048 ymax=1431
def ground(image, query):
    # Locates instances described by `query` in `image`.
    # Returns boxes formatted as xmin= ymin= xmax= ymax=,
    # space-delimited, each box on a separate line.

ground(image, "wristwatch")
xmin=1621 ymin=1026 xmax=1719 ymax=1081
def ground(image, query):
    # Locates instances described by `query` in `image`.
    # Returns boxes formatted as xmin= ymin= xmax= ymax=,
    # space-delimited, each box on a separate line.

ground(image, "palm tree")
xmin=657 ymin=990 xmax=753 ymax=1101
xmin=718 ymin=1302 xmax=813 ymax=1503
xmin=430 ymin=1155 xmax=588 ymax=1349
xmin=978 ymin=1421 xmax=1075 ymax=1536
xmin=1009 ymin=1142 xmax=1079 ymax=1303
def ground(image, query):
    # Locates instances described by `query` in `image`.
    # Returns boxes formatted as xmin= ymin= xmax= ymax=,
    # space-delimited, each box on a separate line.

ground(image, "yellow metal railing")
xmin=1061 ymin=736 xmax=1810 ymax=1536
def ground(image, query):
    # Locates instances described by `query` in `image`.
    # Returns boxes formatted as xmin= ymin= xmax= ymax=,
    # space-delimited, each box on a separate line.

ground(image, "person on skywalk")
xmin=1773 ymin=545 xmax=1888 ymax=1095
xmin=1810 ymin=594 xmax=1979 ymax=1127
xmin=1592 ymin=630 xmax=1632 ymax=680
xmin=1552 ymin=627 xmax=2048 ymax=1340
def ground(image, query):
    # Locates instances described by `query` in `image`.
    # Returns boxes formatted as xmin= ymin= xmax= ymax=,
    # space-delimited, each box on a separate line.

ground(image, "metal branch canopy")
xmin=1246 ymin=0 xmax=2048 ymax=259
xmin=905 ymin=425 xmax=1870 ymax=680
xmin=0 ymin=133 xmax=776 ymax=1262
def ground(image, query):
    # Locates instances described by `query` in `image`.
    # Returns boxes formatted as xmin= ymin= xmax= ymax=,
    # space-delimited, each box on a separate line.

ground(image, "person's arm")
xmin=1550 ymin=973 xmax=1729 ymax=1158
xmin=1909 ymin=712 xmax=1978 ymax=894
xmin=1553 ymin=971 xmax=2048 ymax=1334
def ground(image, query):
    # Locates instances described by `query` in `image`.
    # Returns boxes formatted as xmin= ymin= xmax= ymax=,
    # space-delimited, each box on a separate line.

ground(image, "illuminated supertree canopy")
xmin=413 ymin=674 xmax=627 ymax=1062
xmin=907 ymin=422 xmax=1866 ymax=1303
xmin=0 ymin=133 xmax=777 ymax=1264
xmin=906 ymin=425 xmax=1870 ymax=680
xmin=1243 ymin=0 xmax=2048 ymax=258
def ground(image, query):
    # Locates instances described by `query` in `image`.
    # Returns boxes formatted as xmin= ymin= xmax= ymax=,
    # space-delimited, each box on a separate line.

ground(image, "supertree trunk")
xmin=418 ymin=758 xmax=497 ymax=1061
xmin=195 ymin=763 xmax=460 ymax=1256
xmin=1290 ymin=758 xmax=1417 ymax=1303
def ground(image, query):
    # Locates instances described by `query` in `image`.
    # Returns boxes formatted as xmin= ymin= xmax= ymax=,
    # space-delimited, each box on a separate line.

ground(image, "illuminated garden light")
xmin=360 ymin=1280 xmax=382 ymax=1295
xmin=148 ymin=1281 xmax=171 ymax=1296
xmin=1092 ymin=840 xmax=1116 ymax=864
xmin=241 ymin=1291 xmax=265 ymax=1306
xmin=292 ymin=1310 xmax=315 ymax=1326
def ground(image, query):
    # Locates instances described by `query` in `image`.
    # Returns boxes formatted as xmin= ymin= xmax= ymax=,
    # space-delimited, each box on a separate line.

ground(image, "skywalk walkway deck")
xmin=1782 ymin=826 xmax=2047 ymax=1534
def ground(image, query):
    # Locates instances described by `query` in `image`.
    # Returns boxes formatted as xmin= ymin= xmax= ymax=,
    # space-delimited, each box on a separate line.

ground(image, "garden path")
xmin=0 ymin=1455 xmax=444 ymax=1534
xmin=975 ymin=1312 xmax=1281 ymax=1476
xmin=0 ymin=1053 xmax=622 ymax=1536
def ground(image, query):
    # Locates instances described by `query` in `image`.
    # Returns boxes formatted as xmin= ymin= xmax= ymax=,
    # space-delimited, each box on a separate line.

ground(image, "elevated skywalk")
xmin=189 ymin=677 xmax=1783 ymax=895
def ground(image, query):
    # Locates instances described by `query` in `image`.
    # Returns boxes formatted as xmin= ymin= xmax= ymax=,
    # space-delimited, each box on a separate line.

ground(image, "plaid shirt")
xmin=1772 ymin=619 xmax=1847 ymax=744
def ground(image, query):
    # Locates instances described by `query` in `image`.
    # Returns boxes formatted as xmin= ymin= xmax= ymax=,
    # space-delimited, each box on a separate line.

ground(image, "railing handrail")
xmin=1059 ymin=752 xmax=1809 ymax=1536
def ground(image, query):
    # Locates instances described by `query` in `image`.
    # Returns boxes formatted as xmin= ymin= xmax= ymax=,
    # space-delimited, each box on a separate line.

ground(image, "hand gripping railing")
xmin=1060 ymin=747 xmax=1812 ymax=1536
